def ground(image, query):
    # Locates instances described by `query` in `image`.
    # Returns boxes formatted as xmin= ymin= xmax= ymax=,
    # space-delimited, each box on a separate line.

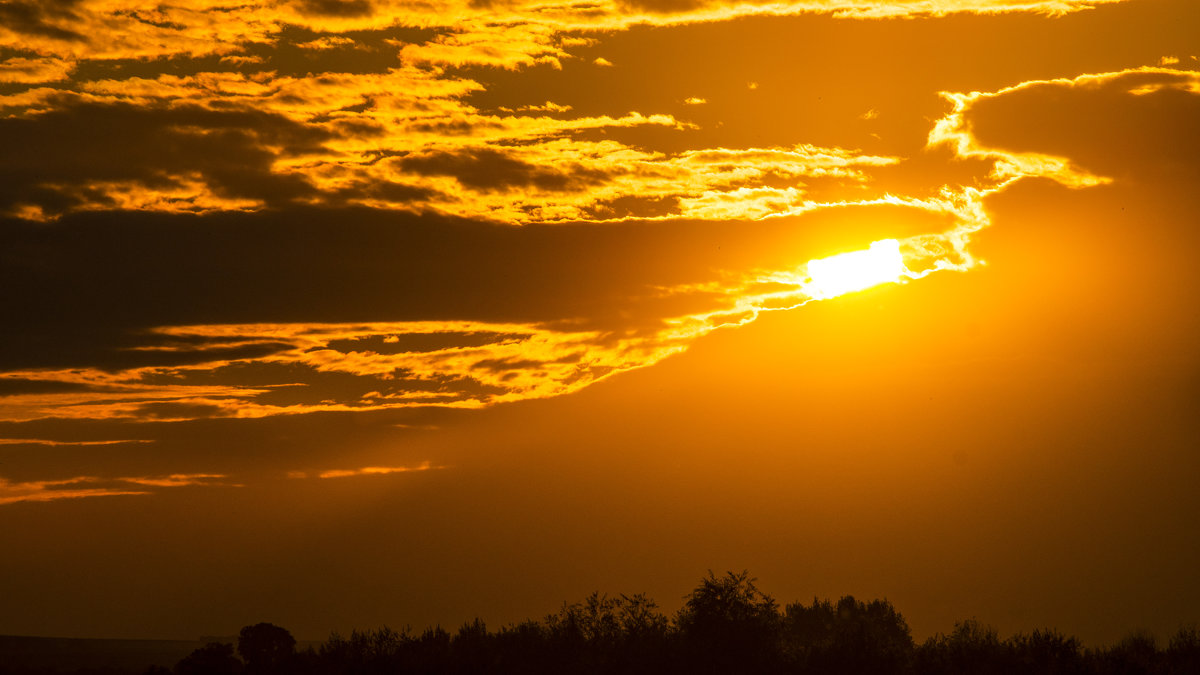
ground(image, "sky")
xmin=1 ymin=0 xmax=1198 ymax=646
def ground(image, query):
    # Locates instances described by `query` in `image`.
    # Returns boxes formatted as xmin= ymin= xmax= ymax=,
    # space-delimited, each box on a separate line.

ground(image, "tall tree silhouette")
xmin=676 ymin=570 xmax=780 ymax=674
xmin=237 ymin=623 xmax=295 ymax=675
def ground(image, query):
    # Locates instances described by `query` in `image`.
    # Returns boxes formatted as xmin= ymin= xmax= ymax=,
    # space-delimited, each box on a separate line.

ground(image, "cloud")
xmin=399 ymin=23 xmax=568 ymax=70
xmin=611 ymin=0 xmax=1122 ymax=19
xmin=6 ymin=56 xmax=897 ymax=223
xmin=0 ymin=64 xmax=714 ymax=222
xmin=295 ymin=0 xmax=375 ymax=18
xmin=0 ymin=56 xmax=74 ymax=83
xmin=0 ymin=99 xmax=333 ymax=218
xmin=308 ymin=460 xmax=439 ymax=478
xmin=0 ymin=438 xmax=151 ymax=446
xmin=0 ymin=472 xmax=230 ymax=506
xmin=398 ymin=146 xmax=612 ymax=192
xmin=0 ymin=192 xmax=978 ymax=424
xmin=295 ymin=36 xmax=360 ymax=50
xmin=0 ymin=0 xmax=86 ymax=44
xmin=939 ymin=67 xmax=1200 ymax=182
xmin=497 ymin=101 xmax=572 ymax=113
xmin=0 ymin=1 xmax=275 ymax=61
xmin=0 ymin=0 xmax=1136 ymax=78
xmin=18 ymin=0 xmax=1145 ymax=230
xmin=2 ymin=0 xmax=1180 ymax=441
xmin=14 ymin=62 xmax=1193 ymax=424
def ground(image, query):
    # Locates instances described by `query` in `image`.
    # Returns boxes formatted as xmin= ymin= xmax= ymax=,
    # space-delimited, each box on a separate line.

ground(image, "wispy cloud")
xmin=299 ymin=461 xmax=441 ymax=479
xmin=0 ymin=473 xmax=231 ymax=506
xmin=0 ymin=438 xmax=152 ymax=446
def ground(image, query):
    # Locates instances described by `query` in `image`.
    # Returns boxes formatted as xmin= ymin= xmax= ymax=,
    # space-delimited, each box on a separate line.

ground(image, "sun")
xmin=804 ymin=239 xmax=910 ymax=300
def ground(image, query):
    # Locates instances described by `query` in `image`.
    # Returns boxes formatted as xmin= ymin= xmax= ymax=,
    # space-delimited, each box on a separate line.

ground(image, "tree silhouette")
xmin=783 ymin=595 xmax=913 ymax=674
xmin=916 ymin=619 xmax=1011 ymax=675
xmin=237 ymin=623 xmax=295 ymax=675
xmin=319 ymin=626 xmax=407 ymax=674
xmin=1167 ymin=626 xmax=1200 ymax=675
xmin=675 ymin=570 xmax=780 ymax=674
xmin=1094 ymin=631 xmax=1163 ymax=675
xmin=134 ymin=573 xmax=1198 ymax=675
xmin=1009 ymin=628 xmax=1083 ymax=675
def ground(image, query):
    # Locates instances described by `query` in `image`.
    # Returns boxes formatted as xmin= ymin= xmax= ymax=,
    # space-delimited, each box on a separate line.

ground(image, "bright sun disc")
xmin=805 ymin=239 xmax=908 ymax=299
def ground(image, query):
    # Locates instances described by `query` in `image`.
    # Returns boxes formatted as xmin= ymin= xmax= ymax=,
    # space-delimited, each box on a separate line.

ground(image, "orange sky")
xmin=1 ymin=0 xmax=1197 ymax=645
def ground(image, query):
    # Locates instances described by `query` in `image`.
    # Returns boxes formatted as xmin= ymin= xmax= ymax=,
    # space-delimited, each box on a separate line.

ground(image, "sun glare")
xmin=804 ymin=239 xmax=909 ymax=300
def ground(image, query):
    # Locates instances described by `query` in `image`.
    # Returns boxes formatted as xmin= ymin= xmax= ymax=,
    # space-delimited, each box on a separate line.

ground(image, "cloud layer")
xmin=3 ymin=0 xmax=1196 ymax=501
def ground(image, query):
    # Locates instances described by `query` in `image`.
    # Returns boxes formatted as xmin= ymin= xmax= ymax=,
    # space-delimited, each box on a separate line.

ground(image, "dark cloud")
xmin=329 ymin=179 xmax=438 ymax=203
xmin=0 ymin=100 xmax=331 ymax=216
xmin=0 ymin=404 xmax=447 ymax=479
xmin=325 ymin=331 xmax=535 ymax=354
xmin=0 ymin=201 xmax=949 ymax=372
xmin=582 ymin=194 xmax=682 ymax=219
xmin=108 ymin=342 xmax=298 ymax=372
xmin=470 ymin=357 xmax=545 ymax=373
xmin=399 ymin=147 xmax=612 ymax=192
xmin=0 ymin=379 xmax=96 ymax=396
xmin=129 ymin=361 xmax=507 ymax=409
xmin=67 ymin=24 xmax=434 ymax=82
xmin=250 ymin=376 xmax=498 ymax=408
xmin=967 ymin=71 xmax=1200 ymax=181
xmin=134 ymin=402 xmax=228 ymax=420
xmin=0 ymin=0 xmax=85 ymax=42
xmin=406 ymin=119 xmax=504 ymax=136
xmin=295 ymin=0 xmax=374 ymax=18
xmin=615 ymin=0 xmax=710 ymax=14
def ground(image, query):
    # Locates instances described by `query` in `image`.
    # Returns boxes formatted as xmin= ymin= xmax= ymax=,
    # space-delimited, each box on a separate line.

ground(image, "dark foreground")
xmin=3 ymin=572 xmax=1197 ymax=675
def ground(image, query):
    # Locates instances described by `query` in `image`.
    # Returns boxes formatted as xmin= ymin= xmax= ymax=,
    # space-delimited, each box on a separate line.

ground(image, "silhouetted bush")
xmin=1009 ymin=629 xmax=1085 ymax=675
xmin=174 ymin=642 xmax=241 ymax=675
xmin=915 ymin=619 xmax=1011 ymax=675
xmin=1091 ymin=632 xmax=1165 ymax=675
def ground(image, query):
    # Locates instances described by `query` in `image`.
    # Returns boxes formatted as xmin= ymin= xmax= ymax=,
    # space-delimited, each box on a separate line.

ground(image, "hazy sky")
xmin=1 ymin=0 xmax=1197 ymax=645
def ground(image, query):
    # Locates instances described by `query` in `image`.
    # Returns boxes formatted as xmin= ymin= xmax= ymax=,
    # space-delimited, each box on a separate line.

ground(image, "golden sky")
xmin=1 ymin=0 xmax=1198 ymax=644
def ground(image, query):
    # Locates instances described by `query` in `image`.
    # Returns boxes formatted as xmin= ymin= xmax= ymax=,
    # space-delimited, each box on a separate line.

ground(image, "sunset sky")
xmin=2 ymin=0 xmax=1198 ymax=646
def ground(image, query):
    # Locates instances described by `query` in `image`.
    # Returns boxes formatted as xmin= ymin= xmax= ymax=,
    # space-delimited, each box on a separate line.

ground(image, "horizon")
xmin=2 ymin=0 xmax=1198 ymax=651
xmin=3 ymin=573 xmax=1199 ymax=675
xmin=4 ymin=566 xmax=1195 ymax=648
xmin=1 ymin=577 xmax=1195 ymax=648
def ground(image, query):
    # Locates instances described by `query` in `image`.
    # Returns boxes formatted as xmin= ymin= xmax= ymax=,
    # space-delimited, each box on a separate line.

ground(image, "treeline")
xmin=15 ymin=572 xmax=1200 ymax=675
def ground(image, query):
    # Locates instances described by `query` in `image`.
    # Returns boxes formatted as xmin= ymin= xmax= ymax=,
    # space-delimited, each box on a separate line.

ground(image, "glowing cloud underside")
xmin=804 ymin=239 xmax=909 ymax=300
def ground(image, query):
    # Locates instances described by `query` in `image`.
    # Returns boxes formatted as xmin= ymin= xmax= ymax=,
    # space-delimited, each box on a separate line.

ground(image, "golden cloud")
xmin=312 ymin=461 xmax=440 ymax=479
xmin=0 ymin=473 xmax=231 ymax=506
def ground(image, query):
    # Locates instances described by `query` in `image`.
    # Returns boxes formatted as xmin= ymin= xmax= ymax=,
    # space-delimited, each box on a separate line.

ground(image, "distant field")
xmin=0 ymin=635 xmax=209 ymax=673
